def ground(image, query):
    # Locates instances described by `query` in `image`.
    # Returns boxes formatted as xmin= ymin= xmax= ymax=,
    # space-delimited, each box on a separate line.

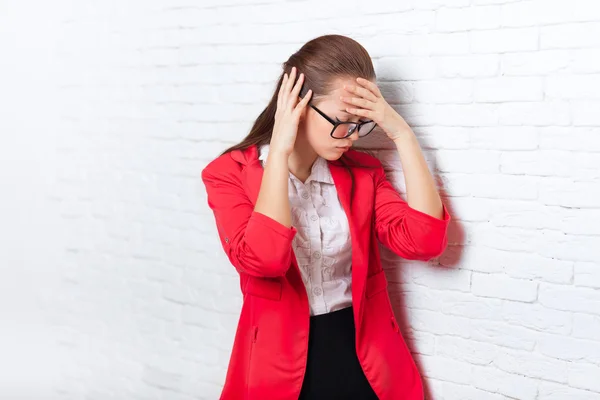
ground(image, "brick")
xmin=410 ymin=32 xmax=470 ymax=55
xmin=494 ymin=348 xmax=569 ymax=383
xmin=574 ymin=262 xmax=600 ymax=288
xmin=470 ymin=319 xmax=537 ymax=351
xmin=472 ymin=365 xmax=538 ymax=399
xmin=502 ymin=301 xmax=572 ymax=334
xmin=469 ymin=174 xmax=538 ymax=200
xmin=472 ymin=273 xmax=538 ymax=302
xmin=539 ymin=127 xmax=600 ymax=152
xmin=539 ymin=178 xmax=600 ymax=209
xmin=410 ymin=265 xmax=472 ymax=291
xmin=570 ymin=48 xmax=600 ymax=73
xmin=414 ymin=0 xmax=470 ymax=10
xmin=541 ymin=22 xmax=600 ymax=49
xmin=436 ymin=150 xmax=500 ymax=173
xmin=419 ymin=355 xmax=472 ymax=385
xmin=573 ymin=101 xmax=600 ymax=125
xmin=538 ymin=381 xmax=600 ymax=400
xmin=412 ymin=79 xmax=474 ymax=104
xmin=436 ymin=104 xmax=499 ymax=126
xmin=573 ymin=313 xmax=600 ymax=341
xmin=406 ymin=287 xmax=504 ymax=320
xmin=436 ymin=336 xmax=499 ymax=365
xmin=470 ymin=126 xmax=537 ymax=150
xmin=539 ymin=333 xmax=600 ymax=365
xmin=546 ymin=74 xmax=600 ymax=100
xmin=501 ymin=50 xmax=571 ymax=75
xmin=475 ymin=77 xmax=544 ymax=102
xmin=409 ymin=310 xmax=473 ymax=338
xmin=437 ymin=54 xmax=499 ymax=78
xmin=498 ymin=101 xmax=571 ymax=126
xmin=569 ymin=363 xmax=600 ymax=392
xmin=471 ymin=28 xmax=538 ymax=53
xmin=539 ymin=283 xmax=600 ymax=315
xmin=441 ymin=381 xmax=507 ymax=400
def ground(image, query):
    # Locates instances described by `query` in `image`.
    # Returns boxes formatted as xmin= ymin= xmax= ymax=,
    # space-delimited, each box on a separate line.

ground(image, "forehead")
xmin=317 ymin=76 xmax=375 ymax=111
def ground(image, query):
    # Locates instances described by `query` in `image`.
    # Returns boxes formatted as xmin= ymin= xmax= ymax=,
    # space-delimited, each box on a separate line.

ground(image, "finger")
xmin=290 ymin=72 xmax=304 ymax=99
xmin=294 ymin=89 xmax=312 ymax=112
xmin=287 ymin=73 xmax=303 ymax=111
xmin=286 ymin=69 xmax=301 ymax=110
xmin=345 ymin=107 xmax=373 ymax=119
xmin=340 ymin=96 xmax=374 ymax=110
xmin=281 ymin=68 xmax=295 ymax=108
xmin=344 ymin=84 xmax=378 ymax=103
xmin=356 ymin=77 xmax=382 ymax=98
xmin=285 ymin=66 xmax=297 ymax=98
xmin=277 ymin=73 xmax=287 ymax=109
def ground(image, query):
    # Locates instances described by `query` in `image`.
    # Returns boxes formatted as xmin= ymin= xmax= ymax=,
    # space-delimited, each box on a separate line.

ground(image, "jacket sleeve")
xmin=373 ymin=164 xmax=451 ymax=261
xmin=201 ymin=165 xmax=297 ymax=278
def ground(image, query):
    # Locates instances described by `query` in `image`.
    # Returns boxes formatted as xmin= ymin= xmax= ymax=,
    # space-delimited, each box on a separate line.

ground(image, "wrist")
xmin=383 ymin=115 xmax=413 ymax=140
xmin=266 ymin=149 xmax=290 ymax=163
xmin=391 ymin=128 xmax=415 ymax=144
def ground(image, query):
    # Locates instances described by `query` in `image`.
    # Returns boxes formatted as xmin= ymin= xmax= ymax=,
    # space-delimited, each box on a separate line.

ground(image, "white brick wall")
xmin=2 ymin=0 xmax=600 ymax=399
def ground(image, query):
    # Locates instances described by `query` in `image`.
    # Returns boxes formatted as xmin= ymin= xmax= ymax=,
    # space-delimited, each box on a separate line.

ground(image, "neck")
xmin=288 ymin=132 xmax=318 ymax=184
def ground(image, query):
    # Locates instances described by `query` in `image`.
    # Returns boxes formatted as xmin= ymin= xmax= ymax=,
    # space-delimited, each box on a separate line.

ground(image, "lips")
xmin=336 ymin=146 xmax=351 ymax=150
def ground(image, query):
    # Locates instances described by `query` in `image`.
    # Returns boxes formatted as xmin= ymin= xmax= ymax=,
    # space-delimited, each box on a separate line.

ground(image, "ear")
xmin=299 ymin=106 xmax=309 ymax=122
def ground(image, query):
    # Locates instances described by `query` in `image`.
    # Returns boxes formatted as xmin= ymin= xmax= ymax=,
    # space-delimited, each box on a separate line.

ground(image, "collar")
xmin=258 ymin=143 xmax=334 ymax=184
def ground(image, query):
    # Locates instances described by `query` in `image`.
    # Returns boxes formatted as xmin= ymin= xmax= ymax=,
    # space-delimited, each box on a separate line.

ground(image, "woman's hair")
xmin=219 ymin=34 xmax=380 ymax=210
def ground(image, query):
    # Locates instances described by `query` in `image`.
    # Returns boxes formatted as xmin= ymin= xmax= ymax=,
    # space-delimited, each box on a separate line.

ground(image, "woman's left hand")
xmin=340 ymin=77 xmax=412 ymax=141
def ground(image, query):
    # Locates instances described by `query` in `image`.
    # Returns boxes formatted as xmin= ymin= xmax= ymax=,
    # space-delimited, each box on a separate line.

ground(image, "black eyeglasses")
xmin=299 ymin=86 xmax=377 ymax=139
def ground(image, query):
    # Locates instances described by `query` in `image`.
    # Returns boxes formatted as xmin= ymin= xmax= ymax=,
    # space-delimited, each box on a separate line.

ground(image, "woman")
xmin=201 ymin=34 xmax=451 ymax=400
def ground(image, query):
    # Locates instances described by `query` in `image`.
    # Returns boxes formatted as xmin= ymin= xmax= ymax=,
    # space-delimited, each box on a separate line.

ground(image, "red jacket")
xmin=201 ymin=144 xmax=451 ymax=400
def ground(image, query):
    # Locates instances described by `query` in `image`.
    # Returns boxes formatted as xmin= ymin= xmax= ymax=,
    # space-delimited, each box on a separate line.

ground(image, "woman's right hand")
xmin=270 ymin=66 xmax=312 ymax=157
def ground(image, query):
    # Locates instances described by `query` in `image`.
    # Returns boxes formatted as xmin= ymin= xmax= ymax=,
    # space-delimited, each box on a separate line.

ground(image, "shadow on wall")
xmin=357 ymin=77 xmax=465 ymax=400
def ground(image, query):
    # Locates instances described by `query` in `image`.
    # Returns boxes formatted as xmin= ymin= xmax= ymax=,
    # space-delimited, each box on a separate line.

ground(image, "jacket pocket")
xmin=245 ymin=276 xmax=283 ymax=301
xmin=365 ymin=270 xmax=400 ymax=335
xmin=246 ymin=325 xmax=259 ymax=399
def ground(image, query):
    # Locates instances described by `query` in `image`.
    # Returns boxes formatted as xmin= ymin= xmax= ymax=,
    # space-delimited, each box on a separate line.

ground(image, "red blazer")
xmin=201 ymin=144 xmax=451 ymax=400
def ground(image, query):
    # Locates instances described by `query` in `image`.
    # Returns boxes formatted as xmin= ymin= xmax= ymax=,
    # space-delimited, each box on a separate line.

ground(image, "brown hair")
xmin=219 ymin=34 xmax=380 ymax=209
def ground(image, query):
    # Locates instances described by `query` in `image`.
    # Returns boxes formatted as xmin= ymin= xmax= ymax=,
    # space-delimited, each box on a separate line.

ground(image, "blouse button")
xmin=312 ymin=287 xmax=323 ymax=296
xmin=310 ymin=214 xmax=318 ymax=221
xmin=313 ymin=251 xmax=321 ymax=260
xmin=301 ymin=192 xmax=309 ymax=199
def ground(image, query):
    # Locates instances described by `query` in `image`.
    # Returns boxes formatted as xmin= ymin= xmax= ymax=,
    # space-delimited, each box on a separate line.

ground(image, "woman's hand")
xmin=340 ymin=77 xmax=412 ymax=141
xmin=270 ymin=66 xmax=312 ymax=157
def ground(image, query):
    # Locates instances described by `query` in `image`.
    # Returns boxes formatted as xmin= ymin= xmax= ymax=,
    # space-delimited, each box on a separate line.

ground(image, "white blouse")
xmin=259 ymin=143 xmax=353 ymax=316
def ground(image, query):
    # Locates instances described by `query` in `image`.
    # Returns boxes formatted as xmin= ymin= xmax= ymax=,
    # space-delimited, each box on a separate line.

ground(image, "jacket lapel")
xmin=328 ymin=161 xmax=369 ymax=326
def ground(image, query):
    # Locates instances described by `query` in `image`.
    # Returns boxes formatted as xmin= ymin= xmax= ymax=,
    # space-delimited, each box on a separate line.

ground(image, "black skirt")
xmin=299 ymin=306 xmax=379 ymax=400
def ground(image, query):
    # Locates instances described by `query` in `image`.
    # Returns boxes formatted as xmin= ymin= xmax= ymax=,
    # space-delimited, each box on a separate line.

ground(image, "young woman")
xmin=201 ymin=34 xmax=451 ymax=400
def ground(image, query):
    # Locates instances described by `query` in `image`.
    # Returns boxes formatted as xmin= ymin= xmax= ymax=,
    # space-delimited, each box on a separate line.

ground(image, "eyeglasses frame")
xmin=298 ymin=86 xmax=377 ymax=140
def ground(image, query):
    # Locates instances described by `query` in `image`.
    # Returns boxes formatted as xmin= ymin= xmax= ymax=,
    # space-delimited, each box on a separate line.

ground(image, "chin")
xmin=322 ymin=148 xmax=346 ymax=161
